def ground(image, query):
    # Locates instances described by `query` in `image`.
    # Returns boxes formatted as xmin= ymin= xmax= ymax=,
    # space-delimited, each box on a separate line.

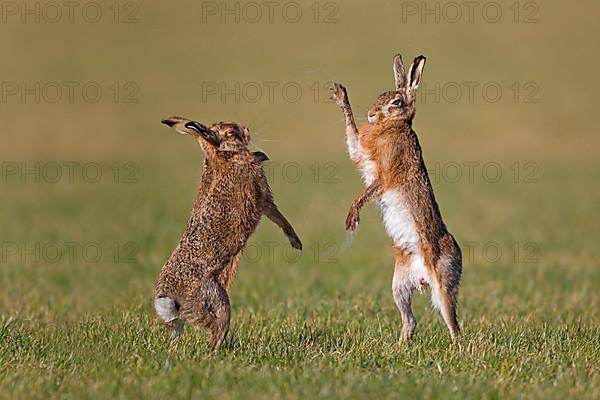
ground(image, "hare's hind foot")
xmin=438 ymin=289 xmax=461 ymax=340
xmin=429 ymin=277 xmax=461 ymax=340
xmin=165 ymin=319 xmax=185 ymax=340
xmin=209 ymin=306 xmax=230 ymax=351
xmin=398 ymin=318 xmax=417 ymax=345
xmin=181 ymin=279 xmax=231 ymax=351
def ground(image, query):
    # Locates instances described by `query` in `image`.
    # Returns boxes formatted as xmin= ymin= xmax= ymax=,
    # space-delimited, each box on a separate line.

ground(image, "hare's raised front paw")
xmin=289 ymin=234 xmax=303 ymax=251
xmin=345 ymin=207 xmax=360 ymax=232
xmin=330 ymin=82 xmax=348 ymax=107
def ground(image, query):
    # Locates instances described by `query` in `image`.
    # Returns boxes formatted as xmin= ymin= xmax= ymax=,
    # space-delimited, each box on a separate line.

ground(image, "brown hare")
xmin=154 ymin=116 xmax=302 ymax=351
xmin=331 ymin=54 xmax=462 ymax=342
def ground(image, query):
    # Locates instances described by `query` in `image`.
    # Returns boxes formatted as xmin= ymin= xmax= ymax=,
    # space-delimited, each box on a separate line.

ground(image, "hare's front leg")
xmin=346 ymin=180 xmax=383 ymax=231
xmin=330 ymin=83 xmax=362 ymax=163
xmin=263 ymin=199 xmax=303 ymax=250
xmin=392 ymin=250 xmax=417 ymax=343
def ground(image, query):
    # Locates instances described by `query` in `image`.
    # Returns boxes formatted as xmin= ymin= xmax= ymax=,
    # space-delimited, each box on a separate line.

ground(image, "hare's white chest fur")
xmin=358 ymin=159 xmax=431 ymax=291
xmin=380 ymin=188 xmax=432 ymax=294
xmin=359 ymin=157 xmax=378 ymax=186
xmin=358 ymin=156 xmax=419 ymax=249
xmin=379 ymin=189 xmax=419 ymax=250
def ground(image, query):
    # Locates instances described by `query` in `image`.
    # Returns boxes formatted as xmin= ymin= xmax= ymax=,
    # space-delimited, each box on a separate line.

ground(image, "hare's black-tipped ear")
xmin=408 ymin=55 xmax=426 ymax=91
xmin=252 ymin=151 xmax=269 ymax=163
xmin=393 ymin=54 xmax=407 ymax=89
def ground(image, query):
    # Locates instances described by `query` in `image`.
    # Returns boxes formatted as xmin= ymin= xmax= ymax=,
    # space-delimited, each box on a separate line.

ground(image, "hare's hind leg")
xmin=209 ymin=305 xmax=230 ymax=351
xmin=432 ymin=253 xmax=462 ymax=340
xmin=181 ymin=278 xmax=231 ymax=351
xmin=432 ymin=279 xmax=460 ymax=340
xmin=438 ymin=289 xmax=460 ymax=340
xmin=392 ymin=249 xmax=416 ymax=343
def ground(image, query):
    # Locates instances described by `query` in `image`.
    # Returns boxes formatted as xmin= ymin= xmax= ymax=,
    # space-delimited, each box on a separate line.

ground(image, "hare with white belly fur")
xmin=331 ymin=54 xmax=462 ymax=342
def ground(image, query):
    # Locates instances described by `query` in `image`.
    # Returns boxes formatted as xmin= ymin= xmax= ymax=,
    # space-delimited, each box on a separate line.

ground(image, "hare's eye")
xmin=391 ymin=98 xmax=402 ymax=106
xmin=230 ymin=129 xmax=244 ymax=141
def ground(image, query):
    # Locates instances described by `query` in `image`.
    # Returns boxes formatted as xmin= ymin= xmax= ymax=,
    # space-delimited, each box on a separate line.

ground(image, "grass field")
xmin=1 ymin=1 xmax=599 ymax=399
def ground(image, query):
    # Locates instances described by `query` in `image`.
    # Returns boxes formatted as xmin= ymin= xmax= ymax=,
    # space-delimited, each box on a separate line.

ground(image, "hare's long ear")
xmin=252 ymin=151 xmax=269 ymax=163
xmin=408 ymin=55 xmax=426 ymax=91
xmin=393 ymin=54 xmax=407 ymax=89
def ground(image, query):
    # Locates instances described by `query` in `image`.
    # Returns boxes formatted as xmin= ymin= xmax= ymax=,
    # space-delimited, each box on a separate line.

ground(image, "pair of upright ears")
xmin=393 ymin=54 xmax=426 ymax=91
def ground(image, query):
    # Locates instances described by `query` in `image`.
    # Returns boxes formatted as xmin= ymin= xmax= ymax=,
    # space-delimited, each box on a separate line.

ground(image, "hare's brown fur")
xmin=332 ymin=54 xmax=462 ymax=342
xmin=154 ymin=117 xmax=302 ymax=350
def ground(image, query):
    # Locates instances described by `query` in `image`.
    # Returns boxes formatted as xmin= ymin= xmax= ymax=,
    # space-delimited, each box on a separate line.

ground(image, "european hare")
xmin=331 ymin=54 xmax=462 ymax=342
xmin=154 ymin=116 xmax=302 ymax=351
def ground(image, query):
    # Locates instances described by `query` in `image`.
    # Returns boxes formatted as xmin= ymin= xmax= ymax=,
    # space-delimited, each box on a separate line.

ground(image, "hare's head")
xmin=367 ymin=54 xmax=426 ymax=125
xmin=201 ymin=121 xmax=251 ymax=153
xmin=162 ymin=117 xmax=251 ymax=154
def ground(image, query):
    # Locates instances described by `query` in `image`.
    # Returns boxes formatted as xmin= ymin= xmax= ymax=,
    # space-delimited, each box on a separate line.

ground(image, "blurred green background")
xmin=0 ymin=1 xmax=598 ymax=398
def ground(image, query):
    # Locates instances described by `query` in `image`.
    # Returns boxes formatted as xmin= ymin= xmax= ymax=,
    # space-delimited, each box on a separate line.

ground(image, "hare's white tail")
xmin=154 ymin=297 xmax=179 ymax=322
